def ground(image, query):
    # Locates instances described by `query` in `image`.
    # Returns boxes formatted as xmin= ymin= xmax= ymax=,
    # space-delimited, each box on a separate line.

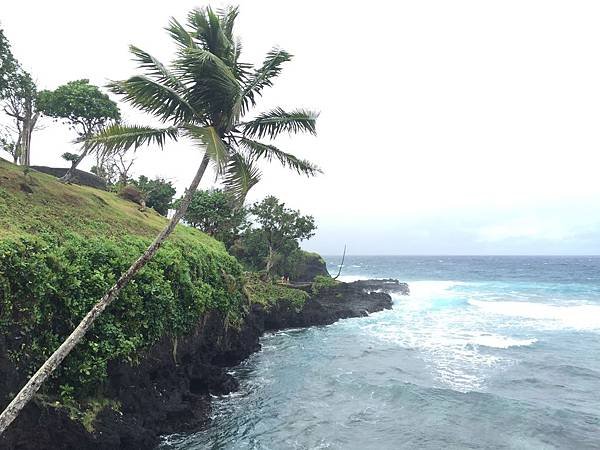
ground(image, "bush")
xmin=243 ymin=272 xmax=308 ymax=311
xmin=311 ymin=274 xmax=338 ymax=294
xmin=133 ymin=176 xmax=176 ymax=216
xmin=178 ymin=189 xmax=246 ymax=247
xmin=0 ymin=234 xmax=245 ymax=398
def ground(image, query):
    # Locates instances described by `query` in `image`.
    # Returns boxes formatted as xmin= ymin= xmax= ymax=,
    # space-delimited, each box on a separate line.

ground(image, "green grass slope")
xmin=0 ymin=158 xmax=218 ymax=249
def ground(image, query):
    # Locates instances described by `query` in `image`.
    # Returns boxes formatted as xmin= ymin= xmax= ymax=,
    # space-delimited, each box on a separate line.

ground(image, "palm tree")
xmin=0 ymin=6 xmax=319 ymax=435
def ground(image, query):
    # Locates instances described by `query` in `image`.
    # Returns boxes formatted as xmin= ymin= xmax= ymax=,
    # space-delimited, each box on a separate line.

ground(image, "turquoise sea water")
xmin=163 ymin=256 xmax=600 ymax=449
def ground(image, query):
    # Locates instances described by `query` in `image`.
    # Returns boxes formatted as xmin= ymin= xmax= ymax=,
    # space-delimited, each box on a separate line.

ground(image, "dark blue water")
xmin=162 ymin=256 xmax=600 ymax=449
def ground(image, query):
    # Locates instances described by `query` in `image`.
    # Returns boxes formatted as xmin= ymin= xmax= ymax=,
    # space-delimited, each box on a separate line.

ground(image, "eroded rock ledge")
xmin=1 ymin=279 xmax=408 ymax=450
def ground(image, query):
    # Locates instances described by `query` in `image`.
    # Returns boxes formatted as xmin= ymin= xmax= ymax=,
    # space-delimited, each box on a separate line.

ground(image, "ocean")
xmin=162 ymin=256 xmax=600 ymax=449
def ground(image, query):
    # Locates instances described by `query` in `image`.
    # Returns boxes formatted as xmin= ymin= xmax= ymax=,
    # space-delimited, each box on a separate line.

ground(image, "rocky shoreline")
xmin=1 ymin=279 xmax=408 ymax=450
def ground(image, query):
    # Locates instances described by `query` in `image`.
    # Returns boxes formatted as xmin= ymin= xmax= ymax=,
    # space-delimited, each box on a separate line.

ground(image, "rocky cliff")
xmin=1 ymin=280 xmax=408 ymax=450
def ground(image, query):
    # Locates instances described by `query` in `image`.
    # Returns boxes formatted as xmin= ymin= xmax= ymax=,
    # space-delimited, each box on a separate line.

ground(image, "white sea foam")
xmin=470 ymin=334 xmax=537 ymax=349
xmin=355 ymin=280 xmax=546 ymax=391
xmin=346 ymin=278 xmax=597 ymax=392
xmin=396 ymin=280 xmax=467 ymax=311
xmin=408 ymin=280 xmax=463 ymax=297
xmin=469 ymin=299 xmax=600 ymax=331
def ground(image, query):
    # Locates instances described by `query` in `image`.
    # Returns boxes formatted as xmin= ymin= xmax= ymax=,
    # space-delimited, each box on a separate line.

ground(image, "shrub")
xmin=132 ymin=176 xmax=176 ymax=216
xmin=311 ymin=274 xmax=338 ymax=295
xmin=0 ymin=234 xmax=245 ymax=398
xmin=177 ymin=189 xmax=246 ymax=246
xmin=243 ymin=272 xmax=308 ymax=311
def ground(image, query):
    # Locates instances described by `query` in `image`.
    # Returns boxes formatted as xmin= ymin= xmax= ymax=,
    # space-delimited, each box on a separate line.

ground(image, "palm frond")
xmin=239 ymin=138 xmax=321 ymax=176
xmin=222 ymin=152 xmax=261 ymax=205
xmin=174 ymin=47 xmax=241 ymax=124
xmin=84 ymin=124 xmax=179 ymax=153
xmin=109 ymin=76 xmax=197 ymax=124
xmin=187 ymin=7 xmax=233 ymax=59
xmin=129 ymin=45 xmax=188 ymax=93
xmin=232 ymin=39 xmax=251 ymax=81
xmin=241 ymin=108 xmax=318 ymax=139
xmin=175 ymin=47 xmax=238 ymax=87
xmin=183 ymin=125 xmax=229 ymax=175
xmin=165 ymin=18 xmax=196 ymax=49
xmin=241 ymin=49 xmax=292 ymax=113
xmin=218 ymin=6 xmax=239 ymax=41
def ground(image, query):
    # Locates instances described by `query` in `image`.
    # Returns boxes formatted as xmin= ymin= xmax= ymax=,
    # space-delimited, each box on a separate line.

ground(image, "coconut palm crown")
xmin=86 ymin=6 xmax=320 ymax=203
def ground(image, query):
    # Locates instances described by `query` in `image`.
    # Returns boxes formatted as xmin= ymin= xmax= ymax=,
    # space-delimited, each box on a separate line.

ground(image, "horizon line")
xmin=318 ymin=254 xmax=600 ymax=257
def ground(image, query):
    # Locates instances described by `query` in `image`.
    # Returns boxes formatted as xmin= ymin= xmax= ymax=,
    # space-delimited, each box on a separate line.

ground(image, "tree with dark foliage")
xmin=179 ymin=189 xmax=246 ymax=246
xmin=38 ymin=79 xmax=120 ymax=181
xmin=240 ymin=196 xmax=316 ymax=276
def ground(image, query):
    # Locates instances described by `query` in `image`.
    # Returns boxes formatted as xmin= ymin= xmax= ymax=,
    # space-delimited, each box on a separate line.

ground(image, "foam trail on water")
xmin=469 ymin=300 xmax=600 ymax=331
xmin=470 ymin=335 xmax=537 ymax=349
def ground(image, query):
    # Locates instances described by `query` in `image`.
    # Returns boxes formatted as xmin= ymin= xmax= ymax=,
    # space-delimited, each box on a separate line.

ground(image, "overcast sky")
xmin=2 ymin=1 xmax=600 ymax=255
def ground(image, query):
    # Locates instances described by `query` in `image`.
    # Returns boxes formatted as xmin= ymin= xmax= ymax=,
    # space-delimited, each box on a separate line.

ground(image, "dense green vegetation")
xmin=311 ymin=275 xmax=340 ymax=294
xmin=0 ymin=235 xmax=244 ymax=396
xmin=179 ymin=189 xmax=245 ymax=247
xmin=243 ymin=272 xmax=308 ymax=311
xmin=131 ymin=175 xmax=177 ymax=216
xmin=231 ymin=196 xmax=316 ymax=276
xmin=178 ymin=190 xmax=319 ymax=278
xmin=0 ymin=159 xmax=244 ymax=400
xmin=0 ymin=159 xmax=319 ymax=406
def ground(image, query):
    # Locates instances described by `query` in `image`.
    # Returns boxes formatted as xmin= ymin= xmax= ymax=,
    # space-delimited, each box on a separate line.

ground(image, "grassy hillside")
xmin=0 ymin=158 xmax=245 ymax=400
xmin=0 ymin=158 xmax=216 ymax=249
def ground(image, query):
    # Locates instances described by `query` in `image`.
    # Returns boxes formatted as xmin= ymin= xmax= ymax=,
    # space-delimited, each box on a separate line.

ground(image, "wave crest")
xmin=469 ymin=299 xmax=600 ymax=331
xmin=470 ymin=335 xmax=537 ymax=349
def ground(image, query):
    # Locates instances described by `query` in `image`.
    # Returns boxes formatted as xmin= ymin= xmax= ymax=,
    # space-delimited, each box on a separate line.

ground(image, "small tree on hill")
xmin=133 ymin=176 xmax=176 ymax=216
xmin=245 ymin=196 xmax=316 ymax=276
xmin=180 ymin=189 xmax=246 ymax=247
xmin=4 ymin=71 xmax=39 ymax=166
xmin=37 ymin=79 xmax=120 ymax=181
xmin=1 ymin=33 xmax=39 ymax=167
xmin=1 ymin=28 xmax=40 ymax=166
xmin=61 ymin=152 xmax=79 ymax=164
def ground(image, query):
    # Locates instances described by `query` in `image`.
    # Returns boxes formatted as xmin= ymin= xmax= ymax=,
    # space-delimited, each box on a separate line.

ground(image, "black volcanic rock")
xmin=350 ymin=278 xmax=410 ymax=295
xmin=30 ymin=166 xmax=108 ymax=190
xmin=263 ymin=280 xmax=399 ymax=330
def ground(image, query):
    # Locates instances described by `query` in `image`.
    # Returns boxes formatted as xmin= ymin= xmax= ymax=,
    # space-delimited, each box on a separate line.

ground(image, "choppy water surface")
xmin=162 ymin=256 xmax=600 ymax=449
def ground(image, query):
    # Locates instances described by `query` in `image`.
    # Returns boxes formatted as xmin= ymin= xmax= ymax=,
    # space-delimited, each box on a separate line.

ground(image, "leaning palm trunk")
xmin=0 ymin=153 xmax=210 ymax=436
